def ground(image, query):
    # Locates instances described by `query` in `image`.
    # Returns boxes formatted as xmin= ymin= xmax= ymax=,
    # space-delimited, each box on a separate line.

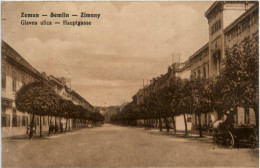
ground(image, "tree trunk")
xmin=40 ymin=115 xmax=42 ymax=137
xmin=60 ymin=117 xmax=62 ymax=132
xmin=164 ymin=118 xmax=169 ymax=133
xmin=159 ymin=118 xmax=162 ymax=132
xmin=55 ymin=117 xmax=57 ymax=133
xmin=65 ymin=118 xmax=68 ymax=132
xmin=183 ymin=113 xmax=188 ymax=135
xmin=253 ymin=106 xmax=259 ymax=134
xmin=30 ymin=114 xmax=35 ymax=139
xmin=171 ymin=116 xmax=176 ymax=134
xmin=48 ymin=116 xmax=53 ymax=135
xmin=198 ymin=113 xmax=203 ymax=138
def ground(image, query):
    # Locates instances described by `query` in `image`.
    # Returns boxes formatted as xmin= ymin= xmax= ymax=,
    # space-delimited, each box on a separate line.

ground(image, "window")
xmin=22 ymin=116 xmax=28 ymax=126
xmin=2 ymin=114 xmax=10 ymax=127
xmin=13 ymin=108 xmax=16 ymax=114
xmin=2 ymin=65 xmax=6 ymax=89
xmin=237 ymin=26 xmax=242 ymax=36
xmin=250 ymin=15 xmax=255 ymax=25
xmin=245 ymin=107 xmax=250 ymax=124
xmin=12 ymin=115 xmax=20 ymax=127
xmin=227 ymin=33 xmax=232 ymax=42
xmin=211 ymin=19 xmax=221 ymax=35
xmin=198 ymin=70 xmax=201 ymax=79
xmin=203 ymin=66 xmax=206 ymax=78
xmin=12 ymin=71 xmax=17 ymax=92
xmin=21 ymin=76 xmax=25 ymax=86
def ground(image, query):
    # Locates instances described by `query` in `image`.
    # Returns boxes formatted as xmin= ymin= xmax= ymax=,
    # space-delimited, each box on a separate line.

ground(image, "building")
xmin=205 ymin=1 xmax=256 ymax=77
xmin=187 ymin=1 xmax=258 ymax=126
xmin=1 ymin=40 xmax=49 ymax=138
xmin=1 ymin=41 xmax=94 ymax=137
xmin=223 ymin=3 xmax=258 ymax=125
xmin=135 ymin=60 xmax=192 ymax=131
xmin=134 ymin=1 xmax=258 ymax=130
xmin=188 ymin=43 xmax=215 ymax=127
xmin=170 ymin=61 xmax=192 ymax=131
xmin=205 ymin=1 xmax=258 ymax=125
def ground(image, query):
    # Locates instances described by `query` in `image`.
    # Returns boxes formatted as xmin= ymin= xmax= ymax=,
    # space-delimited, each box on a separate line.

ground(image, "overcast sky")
xmin=2 ymin=1 xmax=213 ymax=107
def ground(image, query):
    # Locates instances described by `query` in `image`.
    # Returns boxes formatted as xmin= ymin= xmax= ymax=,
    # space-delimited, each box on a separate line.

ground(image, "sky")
xmin=2 ymin=1 xmax=213 ymax=107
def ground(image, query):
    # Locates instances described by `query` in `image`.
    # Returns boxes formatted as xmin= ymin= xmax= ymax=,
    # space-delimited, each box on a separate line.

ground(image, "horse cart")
xmin=213 ymin=124 xmax=258 ymax=148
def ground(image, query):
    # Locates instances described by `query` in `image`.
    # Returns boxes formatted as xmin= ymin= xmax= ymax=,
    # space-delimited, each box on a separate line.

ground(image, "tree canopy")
xmin=15 ymin=81 xmax=60 ymax=116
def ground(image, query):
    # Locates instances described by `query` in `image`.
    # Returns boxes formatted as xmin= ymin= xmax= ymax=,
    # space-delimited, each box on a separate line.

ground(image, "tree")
xmin=154 ymin=87 xmax=173 ymax=132
xmin=15 ymin=81 xmax=60 ymax=138
xmin=170 ymin=77 xmax=185 ymax=134
xmin=59 ymin=99 xmax=75 ymax=132
xmin=181 ymin=79 xmax=211 ymax=137
xmin=144 ymin=91 xmax=160 ymax=130
xmin=90 ymin=111 xmax=105 ymax=125
xmin=215 ymin=37 xmax=259 ymax=128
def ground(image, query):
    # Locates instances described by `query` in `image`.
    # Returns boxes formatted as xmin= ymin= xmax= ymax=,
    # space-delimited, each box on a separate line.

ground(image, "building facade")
xmin=1 ymin=41 xmax=49 ymax=138
xmin=205 ymin=2 xmax=258 ymax=126
xmin=134 ymin=1 xmax=258 ymax=131
xmin=1 ymin=41 xmax=94 ymax=138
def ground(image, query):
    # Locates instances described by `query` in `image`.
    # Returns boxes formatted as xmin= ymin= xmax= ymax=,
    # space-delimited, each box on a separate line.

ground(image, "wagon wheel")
xmin=225 ymin=131 xmax=234 ymax=149
xmin=249 ymin=131 xmax=257 ymax=149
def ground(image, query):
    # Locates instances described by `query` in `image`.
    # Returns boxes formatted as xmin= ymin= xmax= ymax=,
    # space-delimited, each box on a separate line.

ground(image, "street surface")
xmin=2 ymin=124 xmax=259 ymax=167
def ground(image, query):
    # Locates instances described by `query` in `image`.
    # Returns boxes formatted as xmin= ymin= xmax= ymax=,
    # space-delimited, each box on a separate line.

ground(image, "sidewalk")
xmin=143 ymin=128 xmax=214 ymax=144
xmin=2 ymin=129 xmax=79 ymax=141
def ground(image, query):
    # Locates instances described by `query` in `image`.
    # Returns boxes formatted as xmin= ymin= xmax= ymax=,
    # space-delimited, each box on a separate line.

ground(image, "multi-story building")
xmin=204 ymin=1 xmax=258 ymax=125
xmin=70 ymin=90 xmax=94 ymax=112
xmin=189 ymin=43 xmax=209 ymax=80
xmin=205 ymin=1 xmax=256 ymax=77
xmin=1 ymin=41 xmax=94 ymax=137
xmin=223 ymin=3 xmax=258 ymax=125
xmin=135 ymin=60 xmax=192 ymax=131
xmin=1 ymin=40 xmax=49 ymax=138
xmin=224 ymin=3 xmax=258 ymax=48
xmin=134 ymin=1 xmax=258 ymax=130
xmin=188 ymin=43 xmax=214 ymax=127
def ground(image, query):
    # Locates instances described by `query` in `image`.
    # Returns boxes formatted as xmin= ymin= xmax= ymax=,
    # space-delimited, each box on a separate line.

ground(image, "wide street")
xmin=2 ymin=124 xmax=259 ymax=168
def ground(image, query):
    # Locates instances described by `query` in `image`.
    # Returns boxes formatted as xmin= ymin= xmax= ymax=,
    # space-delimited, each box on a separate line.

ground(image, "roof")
xmin=223 ymin=3 xmax=259 ymax=34
xmin=2 ymin=40 xmax=44 ymax=79
xmin=48 ymin=75 xmax=64 ymax=87
xmin=205 ymin=1 xmax=222 ymax=18
xmin=171 ymin=60 xmax=190 ymax=72
xmin=189 ymin=43 xmax=209 ymax=62
xmin=70 ymin=90 xmax=93 ymax=108
xmin=205 ymin=1 xmax=258 ymax=19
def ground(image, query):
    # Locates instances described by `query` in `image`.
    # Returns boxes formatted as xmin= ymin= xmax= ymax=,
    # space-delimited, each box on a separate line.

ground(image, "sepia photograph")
xmin=1 ymin=1 xmax=259 ymax=167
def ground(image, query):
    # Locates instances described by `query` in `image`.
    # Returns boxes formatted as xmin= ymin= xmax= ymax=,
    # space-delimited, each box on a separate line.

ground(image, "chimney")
xmin=41 ymin=72 xmax=46 ymax=77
